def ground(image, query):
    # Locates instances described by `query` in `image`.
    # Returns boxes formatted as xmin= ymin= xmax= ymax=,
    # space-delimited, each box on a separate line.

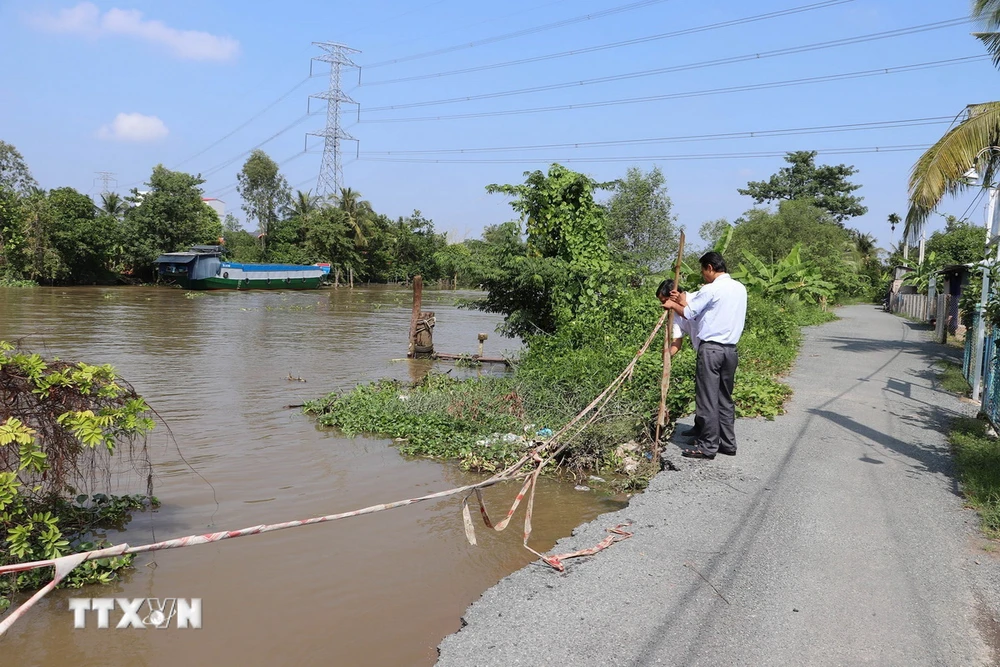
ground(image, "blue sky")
xmin=0 ymin=0 xmax=994 ymax=250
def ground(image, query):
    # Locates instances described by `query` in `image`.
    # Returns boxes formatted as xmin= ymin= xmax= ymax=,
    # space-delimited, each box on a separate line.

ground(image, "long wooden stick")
xmin=654 ymin=231 xmax=685 ymax=461
xmin=407 ymin=275 xmax=423 ymax=357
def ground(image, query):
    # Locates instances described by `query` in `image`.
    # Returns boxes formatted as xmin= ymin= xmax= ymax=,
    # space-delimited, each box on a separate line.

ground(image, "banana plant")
xmin=732 ymin=244 xmax=836 ymax=304
xmin=901 ymin=251 xmax=941 ymax=294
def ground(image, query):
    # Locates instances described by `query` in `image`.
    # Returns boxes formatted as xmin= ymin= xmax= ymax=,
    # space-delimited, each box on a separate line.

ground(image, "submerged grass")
xmin=950 ymin=417 xmax=1000 ymax=537
xmin=305 ymin=374 xmax=529 ymax=472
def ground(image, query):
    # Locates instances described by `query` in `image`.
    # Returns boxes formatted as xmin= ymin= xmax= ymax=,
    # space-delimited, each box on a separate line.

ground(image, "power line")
xmin=356 ymin=143 xmax=929 ymax=165
xmin=200 ymin=114 xmax=314 ymax=178
xmin=339 ymin=0 xmax=452 ymax=40
xmin=358 ymin=55 xmax=989 ymax=124
xmin=958 ymin=185 xmax=989 ymax=224
xmin=363 ymin=0 xmax=682 ymax=69
xmin=358 ymin=116 xmax=954 ymax=156
xmin=364 ymin=0 xmax=574 ymax=52
xmin=361 ymin=18 xmax=970 ymax=113
xmin=362 ymin=0 xmax=856 ymax=87
xmin=208 ymin=151 xmax=315 ymax=199
xmin=173 ymin=77 xmax=315 ymax=169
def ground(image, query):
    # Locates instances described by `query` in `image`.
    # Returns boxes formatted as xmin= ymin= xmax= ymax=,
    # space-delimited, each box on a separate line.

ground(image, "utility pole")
xmin=94 ymin=171 xmax=117 ymax=194
xmin=307 ymin=42 xmax=360 ymax=199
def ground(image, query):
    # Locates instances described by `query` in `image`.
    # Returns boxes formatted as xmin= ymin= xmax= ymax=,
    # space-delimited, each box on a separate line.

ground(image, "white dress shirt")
xmin=682 ymin=273 xmax=747 ymax=345
xmin=672 ymin=313 xmax=701 ymax=351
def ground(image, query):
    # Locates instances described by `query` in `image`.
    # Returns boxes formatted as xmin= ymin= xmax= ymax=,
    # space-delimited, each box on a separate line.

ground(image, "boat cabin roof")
xmin=154 ymin=252 xmax=199 ymax=265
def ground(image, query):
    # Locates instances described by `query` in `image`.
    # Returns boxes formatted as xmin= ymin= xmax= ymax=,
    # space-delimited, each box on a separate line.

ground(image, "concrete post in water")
xmin=408 ymin=275 xmax=423 ymax=357
xmin=477 ymin=333 xmax=488 ymax=357
xmin=349 ymin=267 xmax=354 ymax=289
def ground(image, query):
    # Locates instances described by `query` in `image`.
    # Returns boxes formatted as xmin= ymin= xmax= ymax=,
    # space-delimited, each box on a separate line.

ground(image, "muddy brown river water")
xmin=0 ymin=286 xmax=626 ymax=667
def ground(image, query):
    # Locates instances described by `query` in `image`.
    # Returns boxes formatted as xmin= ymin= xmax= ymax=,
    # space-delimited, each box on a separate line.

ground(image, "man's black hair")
xmin=656 ymin=279 xmax=675 ymax=300
xmin=699 ymin=251 xmax=728 ymax=273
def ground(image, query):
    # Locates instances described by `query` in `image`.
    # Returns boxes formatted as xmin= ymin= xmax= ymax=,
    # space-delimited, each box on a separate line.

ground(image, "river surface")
xmin=0 ymin=285 xmax=626 ymax=667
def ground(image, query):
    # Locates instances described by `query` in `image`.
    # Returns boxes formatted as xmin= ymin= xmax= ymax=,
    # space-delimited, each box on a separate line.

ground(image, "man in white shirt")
xmin=656 ymin=279 xmax=700 ymax=357
xmin=662 ymin=251 xmax=748 ymax=460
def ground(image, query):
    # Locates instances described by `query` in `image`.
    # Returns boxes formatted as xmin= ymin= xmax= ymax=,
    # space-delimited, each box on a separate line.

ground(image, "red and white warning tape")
xmin=0 ymin=310 xmax=669 ymax=636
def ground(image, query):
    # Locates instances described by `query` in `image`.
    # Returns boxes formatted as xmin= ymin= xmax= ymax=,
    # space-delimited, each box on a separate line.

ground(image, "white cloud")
xmin=97 ymin=113 xmax=169 ymax=142
xmin=33 ymin=2 xmax=101 ymax=33
xmin=28 ymin=2 xmax=239 ymax=62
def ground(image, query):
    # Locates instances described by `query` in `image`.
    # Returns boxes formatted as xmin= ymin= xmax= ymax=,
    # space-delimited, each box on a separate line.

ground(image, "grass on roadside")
xmin=935 ymin=360 xmax=971 ymax=397
xmin=949 ymin=417 xmax=1000 ymax=537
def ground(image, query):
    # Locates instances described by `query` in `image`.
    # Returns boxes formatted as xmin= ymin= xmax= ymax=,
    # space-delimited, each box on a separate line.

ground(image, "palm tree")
xmin=286 ymin=189 xmax=318 ymax=221
xmin=99 ymin=192 xmax=126 ymax=219
xmin=906 ymin=1 xmax=1000 ymax=240
xmin=332 ymin=187 xmax=373 ymax=248
xmin=887 ymin=213 xmax=901 ymax=235
xmin=974 ymin=0 xmax=1000 ymax=66
xmin=852 ymin=231 xmax=878 ymax=261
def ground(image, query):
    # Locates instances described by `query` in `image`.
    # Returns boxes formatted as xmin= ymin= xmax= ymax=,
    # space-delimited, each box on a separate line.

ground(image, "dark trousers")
xmin=693 ymin=342 xmax=738 ymax=455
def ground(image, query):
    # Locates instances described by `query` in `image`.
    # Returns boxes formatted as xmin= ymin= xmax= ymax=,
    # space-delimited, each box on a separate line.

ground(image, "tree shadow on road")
xmin=806 ymin=407 xmax=962 ymax=496
xmin=818 ymin=335 xmax=963 ymax=364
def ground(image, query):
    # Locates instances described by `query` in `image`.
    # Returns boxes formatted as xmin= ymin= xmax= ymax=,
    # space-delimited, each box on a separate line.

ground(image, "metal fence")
xmin=964 ymin=314 xmax=977 ymax=380
xmin=963 ymin=314 xmax=1000 ymax=426
xmin=984 ymin=339 xmax=1000 ymax=425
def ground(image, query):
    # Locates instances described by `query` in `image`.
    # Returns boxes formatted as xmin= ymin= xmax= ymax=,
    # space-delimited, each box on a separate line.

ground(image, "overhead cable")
xmin=358 ymin=116 xmax=954 ymax=156
xmin=201 ymin=114 xmax=314 ymax=178
xmin=357 ymin=143 xmax=929 ymax=165
xmin=361 ymin=18 xmax=971 ymax=113
xmin=208 ymin=151 xmax=313 ymax=198
xmin=174 ymin=77 xmax=315 ymax=169
xmin=363 ymin=0 xmax=682 ymax=69
xmin=362 ymin=0 xmax=860 ymax=86
xmin=358 ymin=55 xmax=989 ymax=123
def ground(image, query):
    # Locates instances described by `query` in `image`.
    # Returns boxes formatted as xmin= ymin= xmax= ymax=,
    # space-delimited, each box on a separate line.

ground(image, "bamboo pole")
xmin=408 ymin=275 xmax=423 ymax=357
xmin=654 ymin=232 xmax=685 ymax=462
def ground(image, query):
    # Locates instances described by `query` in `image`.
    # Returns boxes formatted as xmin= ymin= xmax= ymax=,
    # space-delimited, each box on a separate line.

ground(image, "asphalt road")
xmin=437 ymin=305 xmax=1000 ymax=666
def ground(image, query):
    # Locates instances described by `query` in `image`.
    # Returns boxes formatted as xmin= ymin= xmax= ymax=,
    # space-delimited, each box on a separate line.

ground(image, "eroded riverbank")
xmin=437 ymin=306 xmax=1000 ymax=666
xmin=0 ymin=285 xmax=624 ymax=666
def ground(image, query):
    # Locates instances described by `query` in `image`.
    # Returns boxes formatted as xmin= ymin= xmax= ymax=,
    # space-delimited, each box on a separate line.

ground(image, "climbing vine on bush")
xmin=480 ymin=164 xmax=618 ymax=336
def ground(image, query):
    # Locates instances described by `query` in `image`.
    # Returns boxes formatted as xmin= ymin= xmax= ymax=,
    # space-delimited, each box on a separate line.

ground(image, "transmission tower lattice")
xmin=94 ymin=171 xmax=117 ymax=194
xmin=307 ymin=42 xmax=360 ymax=198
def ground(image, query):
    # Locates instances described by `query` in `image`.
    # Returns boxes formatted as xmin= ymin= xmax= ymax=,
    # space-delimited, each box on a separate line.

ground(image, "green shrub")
xmin=0 ymin=342 xmax=156 ymax=611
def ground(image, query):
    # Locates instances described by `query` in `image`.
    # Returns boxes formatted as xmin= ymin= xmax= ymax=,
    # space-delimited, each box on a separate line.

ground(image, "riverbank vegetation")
xmin=2 ymin=142 xmax=889 ymax=295
xmin=0 ymin=342 xmax=156 ymax=612
xmin=0 ymin=141 xmax=451 ymax=285
xmin=305 ymin=158 xmax=877 ymax=482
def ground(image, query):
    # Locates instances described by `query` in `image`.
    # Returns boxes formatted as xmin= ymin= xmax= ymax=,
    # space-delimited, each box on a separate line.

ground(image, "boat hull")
xmin=156 ymin=252 xmax=329 ymax=290
xmin=185 ymin=275 xmax=323 ymax=290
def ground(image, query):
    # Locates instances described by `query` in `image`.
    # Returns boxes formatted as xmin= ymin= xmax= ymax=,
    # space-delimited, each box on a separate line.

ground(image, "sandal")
xmin=681 ymin=448 xmax=715 ymax=460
